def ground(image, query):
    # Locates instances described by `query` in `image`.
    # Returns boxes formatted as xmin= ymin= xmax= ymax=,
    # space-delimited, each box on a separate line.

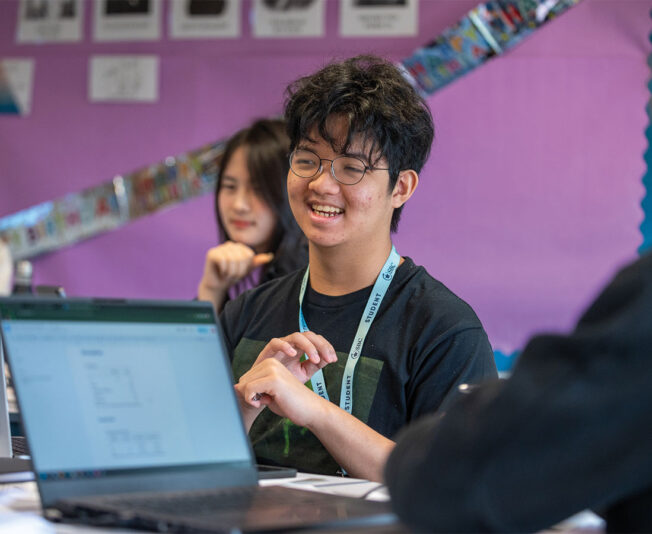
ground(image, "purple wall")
xmin=0 ymin=0 xmax=649 ymax=354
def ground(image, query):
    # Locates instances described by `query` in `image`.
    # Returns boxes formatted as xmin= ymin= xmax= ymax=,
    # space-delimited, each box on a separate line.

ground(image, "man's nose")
xmin=308 ymin=160 xmax=339 ymax=193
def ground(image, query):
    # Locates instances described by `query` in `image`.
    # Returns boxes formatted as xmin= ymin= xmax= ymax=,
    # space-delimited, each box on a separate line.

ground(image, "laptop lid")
xmin=0 ymin=297 xmax=257 ymax=509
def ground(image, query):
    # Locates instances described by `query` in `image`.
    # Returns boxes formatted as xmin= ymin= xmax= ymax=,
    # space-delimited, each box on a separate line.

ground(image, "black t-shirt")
xmin=220 ymin=257 xmax=497 ymax=475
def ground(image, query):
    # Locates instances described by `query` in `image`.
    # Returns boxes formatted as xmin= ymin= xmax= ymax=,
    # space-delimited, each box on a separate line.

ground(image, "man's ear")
xmin=391 ymin=170 xmax=419 ymax=209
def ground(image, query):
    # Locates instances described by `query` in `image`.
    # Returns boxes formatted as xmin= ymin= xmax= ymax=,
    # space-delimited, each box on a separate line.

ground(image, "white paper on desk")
xmin=89 ymin=55 xmax=159 ymax=103
xmin=0 ymin=59 xmax=35 ymax=116
xmin=339 ymin=0 xmax=417 ymax=37
xmin=170 ymin=0 xmax=241 ymax=39
xmin=16 ymin=0 xmax=83 ymax=43
xmin=252 ymin=0 xmax=325 ymax=38
xmin=93 ymin=0 xmax=161 ymax=42
xmin=272 ymin=474 xmax=390 ymax=501
xmin=0 ymin=511 xmax=52 ymax=533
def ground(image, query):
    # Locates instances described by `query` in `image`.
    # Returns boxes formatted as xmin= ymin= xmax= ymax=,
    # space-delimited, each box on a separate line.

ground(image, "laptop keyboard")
xmin=98 ymin=485 xmax=325 ymax=517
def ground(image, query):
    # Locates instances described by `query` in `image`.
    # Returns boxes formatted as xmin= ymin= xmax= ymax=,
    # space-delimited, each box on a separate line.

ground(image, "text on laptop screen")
xmin=0 ymin=300 xmax=252 ymax=476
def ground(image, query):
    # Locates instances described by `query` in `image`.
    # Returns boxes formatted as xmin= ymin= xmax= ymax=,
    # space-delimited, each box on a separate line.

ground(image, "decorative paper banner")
xmin=89 ymin=55 xmax=159 ymax=103
xmin=253 ymin=0 xmax=325 ymax=38
xmin=16 ymin=0 xmax=83 ymax=43
xmin=169 ymin=0 xmax=241 ymax=39
xmin=402 ymin=0 xmax=582 ymax=95
xmin=93 ymin=0 xmax=161 ymax=42
xmin=339 ymin=0 xmax=418 ymax=38
xmin=0 ymin=59 xmax=35 ymax=116
xmin=0 ymin=142 xmax=224 ymax=261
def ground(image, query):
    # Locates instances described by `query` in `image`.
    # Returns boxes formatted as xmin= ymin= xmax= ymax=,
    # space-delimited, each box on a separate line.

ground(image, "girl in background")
xmin=197 ymin=118 xmax=307 ymax=312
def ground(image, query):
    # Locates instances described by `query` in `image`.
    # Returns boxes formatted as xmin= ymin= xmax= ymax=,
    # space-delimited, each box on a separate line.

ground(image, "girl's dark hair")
xmin=215 ymin=118 xmax=307 ymax=285
xmin=284 ymin=55 xmax=435 ymax=232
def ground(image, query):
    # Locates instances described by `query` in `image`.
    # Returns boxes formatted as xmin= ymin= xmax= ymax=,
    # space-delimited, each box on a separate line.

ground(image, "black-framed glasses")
xmin=289 ymin=148 xmax=389 ymax=186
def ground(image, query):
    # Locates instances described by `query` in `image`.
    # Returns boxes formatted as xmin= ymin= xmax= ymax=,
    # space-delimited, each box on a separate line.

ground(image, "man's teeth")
xmin=312 ymin=204 xmax=343 ymax=217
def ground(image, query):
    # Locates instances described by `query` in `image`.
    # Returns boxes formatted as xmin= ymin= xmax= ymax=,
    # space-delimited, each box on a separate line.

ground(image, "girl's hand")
xmin=197 ymin=241 xmax=273 ymax=311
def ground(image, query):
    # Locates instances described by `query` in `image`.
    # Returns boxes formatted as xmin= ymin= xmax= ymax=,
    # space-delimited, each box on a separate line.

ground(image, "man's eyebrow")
xmin=343 ymin=150 xmax=370 ymax=161
xmin=298 ymin=135 xmax=317 ymax=146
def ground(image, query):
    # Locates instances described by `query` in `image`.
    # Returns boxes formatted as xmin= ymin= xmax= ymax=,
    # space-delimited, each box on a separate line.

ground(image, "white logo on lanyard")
xmin=298 ymin=246 xmax=400 ymax=414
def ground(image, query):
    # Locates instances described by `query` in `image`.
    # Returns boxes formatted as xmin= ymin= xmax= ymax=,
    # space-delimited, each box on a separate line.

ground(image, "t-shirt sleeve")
xmin=219 ymin=296 xmax=244 ymax=361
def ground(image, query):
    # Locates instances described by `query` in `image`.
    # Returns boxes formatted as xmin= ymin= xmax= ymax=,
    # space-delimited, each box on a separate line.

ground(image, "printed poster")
xmin=16 ymin=0 xmax=83 ymax=43
xmin=252 ymin=0 xmax=325 ymax=38
xmin=169 ymin=0 xmax=241 ymax=39
xmin=93 ymin=0 xmax=161 ymax=42
xmin=339 ymin=0 xmax=417 ymax=37
xmin=0 ymin=59 xmax=35 ymax=116
xmin=89 ymin=55 xmax=159 ymax=103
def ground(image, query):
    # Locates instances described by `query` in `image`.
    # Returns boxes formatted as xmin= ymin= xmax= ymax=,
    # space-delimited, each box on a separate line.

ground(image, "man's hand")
xmin=234 ymin=332 xmax=337 ymax=430
xmin=254 ymin=331 xmax=337 ymax=384
xmin=235 ymin=359 xmax=329 ymax=428
xmin=234 ymin=357 xmax=394 ymax=482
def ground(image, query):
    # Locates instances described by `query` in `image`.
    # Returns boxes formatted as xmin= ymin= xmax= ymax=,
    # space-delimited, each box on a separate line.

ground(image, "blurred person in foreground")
xmin=386 ymin=251 xmax=652 ymax=533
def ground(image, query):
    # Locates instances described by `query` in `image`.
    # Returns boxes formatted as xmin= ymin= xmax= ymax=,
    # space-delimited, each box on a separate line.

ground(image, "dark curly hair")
xmin=215 ymin=118 xmax=308 ymax=286
xmin=284 ymin=55 xmax=434 ymax=232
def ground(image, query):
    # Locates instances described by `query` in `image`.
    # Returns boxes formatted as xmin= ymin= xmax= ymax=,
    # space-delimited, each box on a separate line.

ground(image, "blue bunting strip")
xmin=402 ymin=0 xmax=583 ymax=95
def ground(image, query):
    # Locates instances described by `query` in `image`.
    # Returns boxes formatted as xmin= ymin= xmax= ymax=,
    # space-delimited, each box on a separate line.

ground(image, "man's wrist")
xmin=305 ymin=394 xmax=335 ymax=434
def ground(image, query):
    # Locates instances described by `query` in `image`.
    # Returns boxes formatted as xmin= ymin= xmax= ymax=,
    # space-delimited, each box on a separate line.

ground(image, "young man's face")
xmin=287 ymin=117 xmax=395 ymax=252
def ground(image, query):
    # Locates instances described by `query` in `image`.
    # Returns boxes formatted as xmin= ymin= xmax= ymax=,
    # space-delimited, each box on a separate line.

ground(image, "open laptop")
xmin=0 ymin=297 xmax=395 ymax=532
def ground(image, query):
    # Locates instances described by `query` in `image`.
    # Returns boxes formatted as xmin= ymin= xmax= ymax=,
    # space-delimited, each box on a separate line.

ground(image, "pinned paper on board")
xmin=169 ymin=0 xmax=241 ymax=39
xmin=0 ymin=59 xmax=35 ymax=116
xmin=16 ymin=0 xmax=83 ymax=43
xmin=339 ymin=0 xmax=417 ymax=37
xmin=253 ymin=0 xmax=325 ymax=38
xmin=93 ymin=0 xmax=161 ymax=42
xmin=89 ymin=55 xmax=159 ymax=103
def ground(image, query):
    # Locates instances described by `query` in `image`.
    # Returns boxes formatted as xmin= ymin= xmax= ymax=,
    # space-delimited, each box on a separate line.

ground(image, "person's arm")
xmin=197 ymin=241 xmax=273 ymax=312
xmin=235 ymin=357 xmax=394 ymax=482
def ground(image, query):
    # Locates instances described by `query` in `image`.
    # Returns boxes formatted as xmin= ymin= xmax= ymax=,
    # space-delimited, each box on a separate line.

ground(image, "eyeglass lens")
xmin=290 ymin=149 xmax=367 ymax=185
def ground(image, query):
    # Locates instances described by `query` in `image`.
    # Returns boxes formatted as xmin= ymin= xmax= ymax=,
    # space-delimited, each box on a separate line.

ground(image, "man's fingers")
xmin=239 ymin=375 xmax=280 ymax=408
xmin=289 ymin=332 xmax=337 ymax=364
xmin=262 ymin=338 xmax=298 ymax=359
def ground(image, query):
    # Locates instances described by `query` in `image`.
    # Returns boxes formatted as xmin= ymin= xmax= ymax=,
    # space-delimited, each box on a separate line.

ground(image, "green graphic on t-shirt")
xmin=231 ymin=337 xmax=384 ymax=472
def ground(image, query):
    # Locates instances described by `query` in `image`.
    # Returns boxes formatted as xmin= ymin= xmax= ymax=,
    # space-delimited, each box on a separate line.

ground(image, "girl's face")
xmin=217 ymin=146 xmax=278 ymax=253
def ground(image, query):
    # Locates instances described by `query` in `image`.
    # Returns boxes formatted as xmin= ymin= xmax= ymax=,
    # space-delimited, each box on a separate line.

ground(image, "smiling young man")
xmin=219 ymin=55 xmax=497 ymax=482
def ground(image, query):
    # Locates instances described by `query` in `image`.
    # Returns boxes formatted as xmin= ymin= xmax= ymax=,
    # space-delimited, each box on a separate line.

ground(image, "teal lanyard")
xmin=298 ymin=246 xmax=400 ymax=414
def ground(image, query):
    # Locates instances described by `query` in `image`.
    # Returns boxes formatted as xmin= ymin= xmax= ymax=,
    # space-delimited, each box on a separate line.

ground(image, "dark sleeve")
xmin=219 ymin=296 xmax=245 ymax=361
xmin=385 ymin=253 xmax=652 ymax=533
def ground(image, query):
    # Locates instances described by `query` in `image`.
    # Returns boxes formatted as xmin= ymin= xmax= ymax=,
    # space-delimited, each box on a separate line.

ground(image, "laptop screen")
xmin=0 ymin=299 xmax=253 ymax=483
